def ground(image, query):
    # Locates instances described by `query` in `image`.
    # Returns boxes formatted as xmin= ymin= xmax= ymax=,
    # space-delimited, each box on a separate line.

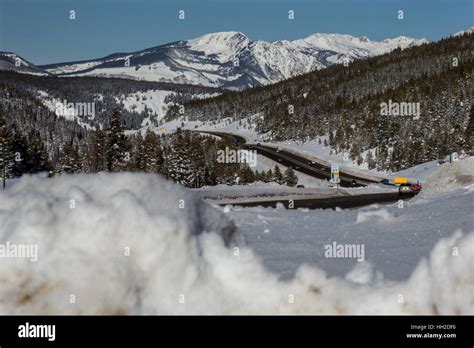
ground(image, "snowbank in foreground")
xmin=0 ymin=173 xmax=472 ymax=314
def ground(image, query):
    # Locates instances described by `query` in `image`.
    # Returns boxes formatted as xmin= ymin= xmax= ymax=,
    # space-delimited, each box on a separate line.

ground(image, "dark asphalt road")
xmin=215 ymin=191 xmax=413 ymax=210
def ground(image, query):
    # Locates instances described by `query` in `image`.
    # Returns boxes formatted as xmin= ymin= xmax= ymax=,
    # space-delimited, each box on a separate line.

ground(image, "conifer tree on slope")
xmin=0 ymin=115 xmax=14 ymax=188
xmin=91 ymin=129 xmax=107 ymax=172
xmin=25 ymin=132 xmax=51 ymax=174
xmin=143 ymin=129 xmax=163 ymax=173
xmin=239 ymin=165 xmax=256 ymax=184
xmin=10 ymin=131 xmax=29 ymax=177
xmin=465 ymin=107 xmax=474 ymax=155
xmin=284 ymin=167 xmax=298 ymax=187
xmin=78 ymin=142 xmax=92 ymax=173
xmin=263 ymin=169 xmax=273 ymax=183
xmin=105 ymin=110 xmax=128 ymax=172
xmin=273 ymin=165 xmax=284 ymax=184
xmin=56 ymin=142 xmax=80 ymax=174
xmin=165 ymin=128 xmax=194 ymax=187
xmin=188 ymin=134 xmax=207 ymax=187
xmin=127 ymin=133 xmax=145 ymax=172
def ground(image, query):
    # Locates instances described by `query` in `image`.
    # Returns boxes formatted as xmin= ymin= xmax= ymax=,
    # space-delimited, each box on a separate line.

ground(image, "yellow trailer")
xmin=394 ymin=177 xmax=409 ymax=185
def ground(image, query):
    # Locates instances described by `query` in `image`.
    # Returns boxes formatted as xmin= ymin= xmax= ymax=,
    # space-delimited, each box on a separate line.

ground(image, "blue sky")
xmin=0 ymin=0 xmax=472 ymax=64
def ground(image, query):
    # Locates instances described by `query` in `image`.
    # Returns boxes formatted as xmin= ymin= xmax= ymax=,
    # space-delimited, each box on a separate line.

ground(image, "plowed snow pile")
xmin=420 ymin=156 xmax=474 ymax=197
xmin=0 ymin=172 xmax=472 ymax=314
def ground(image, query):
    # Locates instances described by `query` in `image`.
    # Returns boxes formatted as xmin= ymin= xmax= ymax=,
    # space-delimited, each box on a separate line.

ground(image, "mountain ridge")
xmin=32 ymin=31 xmax=427 ymax=89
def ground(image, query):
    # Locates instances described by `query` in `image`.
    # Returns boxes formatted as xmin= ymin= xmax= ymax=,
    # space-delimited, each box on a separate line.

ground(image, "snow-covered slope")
xmin=38 ymin=31 xmax=427 ymax=89
xmin=418 ymin=156 xmax=474 ymax=197
xmin=0 ymin=52 xmax=50 ymax=76
xmin=454 ymin=26 xmax=474 ymax=37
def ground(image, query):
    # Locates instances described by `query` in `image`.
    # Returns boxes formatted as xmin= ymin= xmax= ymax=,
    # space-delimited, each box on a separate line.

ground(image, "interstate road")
xmin=196 ymin=130 xmax=384 ymax=188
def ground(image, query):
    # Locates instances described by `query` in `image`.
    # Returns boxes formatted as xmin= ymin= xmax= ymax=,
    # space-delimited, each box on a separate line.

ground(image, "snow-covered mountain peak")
xmin=294 ymin=32 xmax=426 ymax=55
xmin=385 ymin=36 xmax=427 ymax=44
xmin=187 ymin=31 xmax=250 ymax=61
xmin=454 ymin=26 xmax=474 ymax=37
xmin=190 ymin=31 xmax=249 ymax=44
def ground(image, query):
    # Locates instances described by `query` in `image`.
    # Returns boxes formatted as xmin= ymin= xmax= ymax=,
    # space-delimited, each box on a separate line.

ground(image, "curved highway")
xmin=193 ymin=130 xmax=418 ymax=209
xmin=196 ymin=130 xmax=382 ymax=188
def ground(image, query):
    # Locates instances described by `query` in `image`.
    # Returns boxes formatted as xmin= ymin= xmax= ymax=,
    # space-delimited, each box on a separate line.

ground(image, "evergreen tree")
xmin=78 ymin=142 xmax=92 ymax=173
xmin=465 ymin=107 xmax=474 ymax=155
xmin=56 ymin=142 xmax=80 ymax=174
xmin=91 ymin=129 xmax=107 ymax=172
xmin=10 ymin=131 xmax=29 ymax=177
xmin=127 ymin=133 xmax=145 ymax=172
xmin=105 ymin=110 xmax=128 ymax=172
xmin=164 ymin=128 xmax=195 ymax=186
xmin=240 ymin=165 xmax=256 ymax=184
xmin=0 ymin=116 xmax=14 ymax=188
xmin=143 ymin=129 xmax=163 ymax=173
xmin=284 ymin=167 xmax=298 ymax=187
xmin=188 ymin=134 xmax=206 ymax=187
xmin=273 ymin=165 xmax=284 ymax=184
xmin=366 ymin=150 xmax=376 ymax=170
xmin=254 ymin=170 xmax=261 ymax=181
xmin=25 ymin=132 xmax=51 ymax=174
xmin=263 ymin=169 xmax=273 ymax=183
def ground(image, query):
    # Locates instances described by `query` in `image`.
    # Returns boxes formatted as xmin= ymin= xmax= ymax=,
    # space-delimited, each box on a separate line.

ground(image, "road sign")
xmin=331 ymin=164 xmax=340 ymax=185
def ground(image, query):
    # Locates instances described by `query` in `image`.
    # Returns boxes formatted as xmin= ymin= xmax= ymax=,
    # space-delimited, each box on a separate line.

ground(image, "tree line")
xmin=0 ymin=108 xmax=299 ymax=188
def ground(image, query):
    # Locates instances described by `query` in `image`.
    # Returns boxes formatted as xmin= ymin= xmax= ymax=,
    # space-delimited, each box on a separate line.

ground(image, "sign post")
xmin=331 ymin=164 xmax=340 ymax=187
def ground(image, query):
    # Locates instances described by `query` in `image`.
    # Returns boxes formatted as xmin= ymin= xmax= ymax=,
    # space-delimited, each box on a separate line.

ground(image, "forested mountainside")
xmin=167 ymin=32 xmax=473 ymax=171
xmin=0 ymin=71 xmax=221 ymax=158
xmin=10 ymin=109 xmax=297 ymax=188
xmin=0 ymin=77 xmax=88 ymax=160
xmin=0 ymin=94 xmax=297 ymax=187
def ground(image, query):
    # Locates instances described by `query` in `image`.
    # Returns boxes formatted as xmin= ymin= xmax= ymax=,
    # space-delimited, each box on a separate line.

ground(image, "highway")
xmin=213 ymin=191 xmax=412 ymax=209
xmin=194 ymin=130 xmax=418 ymax=209
xmin=196 ymin=130 xmax=382 ymax=188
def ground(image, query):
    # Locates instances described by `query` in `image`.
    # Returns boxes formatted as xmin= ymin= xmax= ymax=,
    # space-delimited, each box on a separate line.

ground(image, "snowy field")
xmin=0 ymin=158 xmax=472 ymax=314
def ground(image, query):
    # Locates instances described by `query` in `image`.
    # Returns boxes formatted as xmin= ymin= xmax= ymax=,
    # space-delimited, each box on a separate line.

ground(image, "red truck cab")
xmin=411 ymin=183 xmax=422 ymax=193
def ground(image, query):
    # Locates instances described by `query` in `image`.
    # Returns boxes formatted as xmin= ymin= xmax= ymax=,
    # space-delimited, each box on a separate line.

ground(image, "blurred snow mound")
xmin=0 ymin=173 xmax=472 ymax=314
xmin=345 ymin=262 xmax=380 ymax=284
xmin=355 ymin=208 xmax=394 ymax=224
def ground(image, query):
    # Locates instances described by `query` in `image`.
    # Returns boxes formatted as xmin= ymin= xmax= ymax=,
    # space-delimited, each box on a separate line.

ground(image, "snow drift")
xmin=0 ymin=173 xmax=472 ymax=314
xmin=419 ymin=156 xmax=474 ymax=197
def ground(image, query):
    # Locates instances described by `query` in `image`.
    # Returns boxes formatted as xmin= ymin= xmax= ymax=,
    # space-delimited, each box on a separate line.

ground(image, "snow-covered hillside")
xmin=38 ymin=31 xmax=427 ymax=89
xmin=0 ymin=166 xmax=472 ymax=314
xmin=418 ymin=156 xmax=474 ymax=197
xmin=115 ymin=90 xmax=175 ymax=126
xmin=0 ymin=52 xmax=50 ymax=76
